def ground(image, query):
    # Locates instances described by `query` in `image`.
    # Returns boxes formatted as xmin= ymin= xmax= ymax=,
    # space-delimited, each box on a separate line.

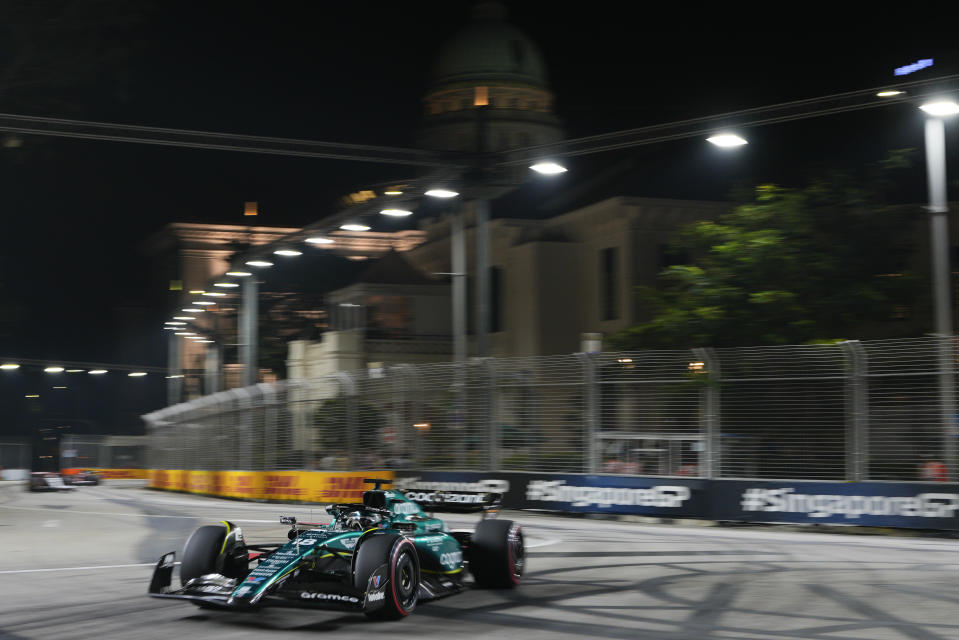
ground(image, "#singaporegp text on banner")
xmin=712 ymin=480 xmax=959 ymax=530
xmin=396 ymin=471 xmax=705 ymax=517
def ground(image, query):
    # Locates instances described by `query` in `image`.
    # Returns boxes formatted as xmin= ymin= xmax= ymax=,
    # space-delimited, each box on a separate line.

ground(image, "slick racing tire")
xmin=353 ymin=534 xmax=419 ymax=620
xmin=469 ymin=519 xmax=524 ymax=588
xmin=179 ymin=525 xmax=226 ymax=587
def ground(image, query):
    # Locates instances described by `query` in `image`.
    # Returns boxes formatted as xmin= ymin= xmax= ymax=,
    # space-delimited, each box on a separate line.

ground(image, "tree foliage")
xmin=609 ymin=153 xmax=924 ymax=349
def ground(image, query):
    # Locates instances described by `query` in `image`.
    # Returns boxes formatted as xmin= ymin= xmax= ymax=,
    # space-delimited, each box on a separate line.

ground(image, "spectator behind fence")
xmin=919 ymin=457 xmax=948 ymax=482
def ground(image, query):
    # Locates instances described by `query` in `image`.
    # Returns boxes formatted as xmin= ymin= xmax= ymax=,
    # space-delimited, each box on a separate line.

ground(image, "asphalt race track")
xmin=2 ymin=481 xmax=959 ymax=639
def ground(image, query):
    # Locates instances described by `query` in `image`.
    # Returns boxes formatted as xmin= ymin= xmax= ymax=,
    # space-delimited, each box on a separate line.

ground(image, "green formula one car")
xmin=148 ymin=479 xmax=524 ymax=620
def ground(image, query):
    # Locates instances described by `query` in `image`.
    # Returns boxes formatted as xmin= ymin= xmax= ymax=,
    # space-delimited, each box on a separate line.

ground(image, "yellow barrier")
xmin=147 ymin=469 xmax=395 ymax=503
xmin=62 ymin=468 xmax=149 ymax=479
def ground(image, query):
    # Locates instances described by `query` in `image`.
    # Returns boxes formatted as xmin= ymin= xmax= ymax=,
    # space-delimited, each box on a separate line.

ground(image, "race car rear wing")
xmin=401 ymin=489 xmax=502 ymax=516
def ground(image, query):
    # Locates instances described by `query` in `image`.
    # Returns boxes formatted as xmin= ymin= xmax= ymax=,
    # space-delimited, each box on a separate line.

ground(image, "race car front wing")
xmin=147 ymin=551 xmax=386 ymax=613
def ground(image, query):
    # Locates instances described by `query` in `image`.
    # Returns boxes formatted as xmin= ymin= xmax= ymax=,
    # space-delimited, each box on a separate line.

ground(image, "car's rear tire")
xmin=469 ymin=519 xmax=524 ymax=588
xmin=180 ymin=525 xmax=226 ymax=587
xmin=354 ymin=534 xmax=419 ymax=620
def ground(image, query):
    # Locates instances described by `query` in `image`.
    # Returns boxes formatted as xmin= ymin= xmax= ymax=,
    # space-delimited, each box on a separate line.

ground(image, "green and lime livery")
xmin=148 ymin=479 xmax=524 ymax=620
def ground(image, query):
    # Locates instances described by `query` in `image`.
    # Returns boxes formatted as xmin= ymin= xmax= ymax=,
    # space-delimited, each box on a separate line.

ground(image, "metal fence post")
xmin=840 ymin=340 xmax=868 ymax=481
xmin=692 ymin=347 xmax=720 ymax=479
xmin=937 ymin=335 xmax=958 ymax=481
xmin=577 ymin=352 xmax=599 ymax=474
xmin=391 ymin=364 xmax=417 ymax=472
xmin=482 ymin=358 xmax=499 ymax=471
xmin=259 ymin=382 xmax=277 ymax=472
xmin=335 ymin=371 xmax=358 ymax=470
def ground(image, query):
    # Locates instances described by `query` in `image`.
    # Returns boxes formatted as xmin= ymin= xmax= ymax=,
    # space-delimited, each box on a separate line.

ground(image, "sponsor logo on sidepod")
xmin=440 ymin=551 xmax=462 ymax=568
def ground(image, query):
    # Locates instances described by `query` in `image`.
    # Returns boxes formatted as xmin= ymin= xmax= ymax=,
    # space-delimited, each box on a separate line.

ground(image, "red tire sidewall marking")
xmin=390 ymin=539 xmax=415 ymax=615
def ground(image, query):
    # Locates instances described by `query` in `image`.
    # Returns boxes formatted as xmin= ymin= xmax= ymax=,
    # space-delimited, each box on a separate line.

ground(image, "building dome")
xmin=418 ymin=1 xmax=563 ymax=164
xmin=430 ymin=3 xmax=549 ymax=90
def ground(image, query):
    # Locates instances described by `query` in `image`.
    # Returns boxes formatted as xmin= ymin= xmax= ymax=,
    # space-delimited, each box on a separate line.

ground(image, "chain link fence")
xmin=60 ymin=435 xmax=148 ymax=470
xmin=143 ymin=336 xmax=959 ymax=482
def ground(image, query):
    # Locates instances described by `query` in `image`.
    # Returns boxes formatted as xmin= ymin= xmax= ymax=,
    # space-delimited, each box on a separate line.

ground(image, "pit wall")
xmin=146 ymin=469 xmax=394 ymax=503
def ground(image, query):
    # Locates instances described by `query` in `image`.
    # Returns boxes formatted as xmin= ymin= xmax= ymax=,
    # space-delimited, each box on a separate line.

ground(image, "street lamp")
xmin=920 ymin=97 xmax=959 ymax=480
xmin=425 ymin=188 xmax=459 ymax=198
xmin=706 ymin=133 xmax=748 ymax=147
xmin=530 ymin=161 xmax=567 ymax=175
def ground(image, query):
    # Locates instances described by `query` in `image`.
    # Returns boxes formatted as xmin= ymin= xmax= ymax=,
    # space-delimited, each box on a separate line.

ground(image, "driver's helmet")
xmin=343 ymin=511 xmax=377 ymax=531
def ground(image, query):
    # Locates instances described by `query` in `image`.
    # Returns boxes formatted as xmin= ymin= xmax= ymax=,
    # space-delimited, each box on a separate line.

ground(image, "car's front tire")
xmin=469 ymin=519 xmax=524 ymax=588
xmin=179 ymin=525 xmax=226 ymax=586
xmin=354 ymin=534 xmax=419 ymax=620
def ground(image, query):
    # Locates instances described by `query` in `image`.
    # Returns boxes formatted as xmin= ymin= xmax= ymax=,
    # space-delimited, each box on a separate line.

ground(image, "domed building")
xmin=417 ymin=1 xmax=564 ymax=156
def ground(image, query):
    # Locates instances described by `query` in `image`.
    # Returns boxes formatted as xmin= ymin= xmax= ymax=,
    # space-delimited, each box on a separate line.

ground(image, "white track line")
xmin=0 ymin=562 xmax=176 ymax=575
xmin=526 ymin=537 xmax=562 ymax=548
xmin=0 ymin=504 xmax=276 ymax=522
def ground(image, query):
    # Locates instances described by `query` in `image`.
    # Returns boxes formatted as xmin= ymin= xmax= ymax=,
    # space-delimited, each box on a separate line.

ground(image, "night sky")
xmin=1 ymin=1 xmax=957 ymax=434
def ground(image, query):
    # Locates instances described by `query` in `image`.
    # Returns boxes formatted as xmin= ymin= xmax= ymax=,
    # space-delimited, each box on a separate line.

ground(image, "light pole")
xmin=920 ymin=99 xmax=959 ymax=480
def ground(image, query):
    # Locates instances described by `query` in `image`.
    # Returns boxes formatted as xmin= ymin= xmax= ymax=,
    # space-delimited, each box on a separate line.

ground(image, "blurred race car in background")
xmin=148 ymin=478 xmax=524 ymax=620
xmin=64 ymin=469 xmax=101 ymax=486
xmin=28 ymin=472 xmax=74 ymax=492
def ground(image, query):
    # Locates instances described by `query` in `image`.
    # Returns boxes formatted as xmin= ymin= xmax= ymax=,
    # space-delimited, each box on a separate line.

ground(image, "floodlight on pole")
xmin=921 ymin=100 xmax=959 ymax=117
xmin=340 ymin=223 xmax=371 ymax=231
xmin=226 ymin=271 xmax=252 ymax=277
xmin=44 ymin=366 xmax=64 ymax=373
xmin=214 ymin=282 xmax=239 ymax=288
xmin=877 ymin=90 xmax=905 ymax=98
xmin=920 ymin=97 xmax=958 ymax=481
xmin=305 ymin=237 xmax=334 ymax=245
xmin=706 ymin=133 xmax=748 ymax=147
xmin=1 ymin=363 xmax=20 ymax=370
xmin=274 ymin=249 xmax=302 ymax=257
xmin=246 ymin=260 xmax=274 ymax=267
xmin=88 ymin=369 xmax=107 ymax=375
xmin=379 ymin=209 xmax=413 ymax=217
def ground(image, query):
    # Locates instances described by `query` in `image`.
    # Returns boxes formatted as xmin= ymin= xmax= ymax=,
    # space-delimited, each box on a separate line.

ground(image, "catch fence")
xmin=143 ymin=336 xmax=959 ymax=482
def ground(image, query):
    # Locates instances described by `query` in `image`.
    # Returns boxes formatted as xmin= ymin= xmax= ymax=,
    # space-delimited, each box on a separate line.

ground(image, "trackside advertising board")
xmin=147 ymin=470 xmax=394 ymax=502
xmin=395 ymin=471 xmax=706 ymax=518
xmin=711 ymin=480 xmax=959 ymax=530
